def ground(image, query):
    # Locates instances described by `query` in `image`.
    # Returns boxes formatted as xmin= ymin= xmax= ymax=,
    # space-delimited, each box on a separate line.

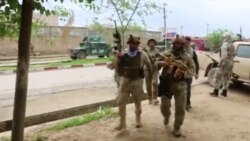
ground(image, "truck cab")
xmin=232 ymin=41 xmax=250 ymax=84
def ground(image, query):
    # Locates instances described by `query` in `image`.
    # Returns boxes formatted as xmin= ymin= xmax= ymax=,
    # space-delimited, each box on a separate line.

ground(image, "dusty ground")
xmin=24 ymin=83 xmax=250 ymax=141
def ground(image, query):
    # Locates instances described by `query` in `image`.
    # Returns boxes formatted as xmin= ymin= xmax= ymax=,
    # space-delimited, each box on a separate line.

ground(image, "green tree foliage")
xmin=127 ymin=23 xmax=146 ymax=32
xmin=90 ymin=0 xmax=160 ymax=46
xmin=89 ymin=21 xmax=106 ymax=32
xmin=206 ymin=29 xmax=234 ymax=51
xmin=0 ymin=0 xmax=95 ymax=38
xmin=89 ymin=21 xmax=145 ymax=33
xmin=0 ymin=1 xmax=95 ymax=141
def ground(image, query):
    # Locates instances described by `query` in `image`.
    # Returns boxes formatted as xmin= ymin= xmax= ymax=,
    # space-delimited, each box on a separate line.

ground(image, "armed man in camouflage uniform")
xmin=158 ymin=38 xmax=195 ymax=137
xmin=184 ymin=36 xmax=199 ymax=111
xmin=210 ymin=33 xmax=236 ymax=97
xmin=144 ymin=39 xmax=160 ymax=105
xmin=115 ymin=35 xmax=152 ymax=130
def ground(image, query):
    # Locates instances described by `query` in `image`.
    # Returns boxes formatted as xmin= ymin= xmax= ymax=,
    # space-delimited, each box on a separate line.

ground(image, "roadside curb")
xmin=0 ymin=80 xmax=207 ymax=132
xmin=0 ymin=62 xmax=110 ymax=75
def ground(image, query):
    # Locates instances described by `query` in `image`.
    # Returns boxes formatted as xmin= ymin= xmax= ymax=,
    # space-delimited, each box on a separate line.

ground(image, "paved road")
xmin=0 ymin=66 xmax=114 ymax=106
xmin=0 ymin=55 xmax=100 ymax=67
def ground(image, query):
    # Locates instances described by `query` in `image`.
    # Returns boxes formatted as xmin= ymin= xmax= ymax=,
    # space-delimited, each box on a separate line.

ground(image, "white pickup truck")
xmin=204 ymin=41 xmax=250 ymax=86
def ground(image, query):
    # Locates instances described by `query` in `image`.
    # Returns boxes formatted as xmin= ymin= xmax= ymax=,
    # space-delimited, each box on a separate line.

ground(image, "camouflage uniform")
xmin=183 ymin=38 xmax=199 ymax=111
xmin=184 ymin=45 xmax=194 ymax=109
xmin=158 ymin=38 xmax=195 ymax=137
xmin=210 ymin=34 xmax=236 ymax=97
xmin=115 ymin=35 xmax=152 ymax=130
xmin=144 ymin=46 xmax=160 ymax=105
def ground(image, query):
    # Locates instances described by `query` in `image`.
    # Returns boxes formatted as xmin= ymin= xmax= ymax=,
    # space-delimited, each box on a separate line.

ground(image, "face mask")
xmin=172 ymin=46 xmax=183 ymax=56
xmin=129 ymin=47 xmax=138 ymax=52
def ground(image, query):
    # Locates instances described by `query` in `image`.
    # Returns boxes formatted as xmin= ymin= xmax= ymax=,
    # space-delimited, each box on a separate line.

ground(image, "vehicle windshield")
xmin=236 ymin=44 xmax=250 ymax=58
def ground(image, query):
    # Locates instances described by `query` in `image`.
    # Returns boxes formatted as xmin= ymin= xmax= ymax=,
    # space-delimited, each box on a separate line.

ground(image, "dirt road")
xmin=24 ymin=83 xmax=250 ymax=141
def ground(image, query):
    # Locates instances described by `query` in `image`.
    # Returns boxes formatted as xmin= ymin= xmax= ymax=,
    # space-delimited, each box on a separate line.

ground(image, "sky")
xmin=43 ymin=0 xmax=250 ymax=37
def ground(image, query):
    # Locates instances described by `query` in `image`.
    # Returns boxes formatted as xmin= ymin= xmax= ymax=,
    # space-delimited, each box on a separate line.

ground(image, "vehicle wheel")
xmin=107 ymin=51 xmax=113 ymax=58
xmin=207 ymin=67 xmax=219 ymax=87
xmin=77 ymin=51 xmax=87 ymax=59
xmin=98 ymin=55 xmax=105 ymax=58
xmin=70 ymin=56 xmax=77 ymax=60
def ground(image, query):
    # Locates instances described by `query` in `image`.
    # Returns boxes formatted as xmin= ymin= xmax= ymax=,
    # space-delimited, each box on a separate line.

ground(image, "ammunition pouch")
xmin=118 ymin=52 xmax=144 ymax=80
xmin=123 ymin=67 xmax=144 ymax=80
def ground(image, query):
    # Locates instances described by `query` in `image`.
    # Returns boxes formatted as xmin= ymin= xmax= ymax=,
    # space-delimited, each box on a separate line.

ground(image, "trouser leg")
xmin=173 ymin=82 xmax=187 ymax=130
xmin=152 ymin=71 xmax=159 ymax=104
xmin=131 ymin=81 xmax=144 ymax=128
xmin=160 ymin=96 xmax=171 ymax=125
xmin=145 ymin=72 xmax=152 ymax=103
xmin=185 ymin=78 xmax=192 ymax=106
xmin=115 ymin=80 xmax=129 ymax=130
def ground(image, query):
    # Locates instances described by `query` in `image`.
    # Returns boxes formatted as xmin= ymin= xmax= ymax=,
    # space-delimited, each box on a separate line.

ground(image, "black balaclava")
xmin=172 ymin=45 xmax=184 ymax=56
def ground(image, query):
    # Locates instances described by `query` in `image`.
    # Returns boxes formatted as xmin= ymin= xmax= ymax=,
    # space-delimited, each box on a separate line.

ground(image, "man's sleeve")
xmin=192 ymin=51 xmax=200 ymax=74
xmin=186 ymin=56 xmax=196 ymax=77
xmin=142 ymin=52 xmax=152 ymax=75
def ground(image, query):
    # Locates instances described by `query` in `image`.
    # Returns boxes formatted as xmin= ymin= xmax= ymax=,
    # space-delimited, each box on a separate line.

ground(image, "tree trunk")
xmin=11 ymin=0 xmax=33 ymax=141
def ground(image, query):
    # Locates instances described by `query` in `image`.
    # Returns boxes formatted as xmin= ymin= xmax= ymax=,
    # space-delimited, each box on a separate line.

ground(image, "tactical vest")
xmin=161 ymin=53 xmax=185 ymax=81
xmin=120 ymin=52 xmax=144 ymax=80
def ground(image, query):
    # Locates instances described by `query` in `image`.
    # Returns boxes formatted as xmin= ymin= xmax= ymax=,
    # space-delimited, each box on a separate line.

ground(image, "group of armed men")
xmin=107 ymin=33 xmax=236 ymax=137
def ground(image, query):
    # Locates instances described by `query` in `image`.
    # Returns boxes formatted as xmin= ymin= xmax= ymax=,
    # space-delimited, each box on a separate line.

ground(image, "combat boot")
xmin=221 ymin=90 xmax=227 ymax=97
xmin=185 ymin=105 xmax=192 ymax=111
xmin=163 ymin=118 xmax=169 ymax=126
xmin=210 ymin=89 xmax=219 ymax=97
xmin=114 ymin=116 xmax=126 ymax=131
xmin=173 ymin=128 xmax=182 ymax=137
xmin=135 ymin=113 xmax=142 ymax=128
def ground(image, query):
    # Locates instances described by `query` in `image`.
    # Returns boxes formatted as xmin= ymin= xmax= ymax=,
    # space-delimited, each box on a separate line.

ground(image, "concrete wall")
xmin=0 ymin=26 xmax=161 ymax=56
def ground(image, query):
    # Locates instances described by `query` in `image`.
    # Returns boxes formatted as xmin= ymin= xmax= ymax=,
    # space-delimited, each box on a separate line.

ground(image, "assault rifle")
xmin=113 ymin=20 xmax=122 ymax=52
xmin=156 ymin=52 xmax=190 ymax=73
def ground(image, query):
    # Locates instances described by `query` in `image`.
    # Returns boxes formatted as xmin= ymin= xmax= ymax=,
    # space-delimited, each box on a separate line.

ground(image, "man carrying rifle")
xmin=144 ymin=39 xmax=160 ymax=105
xmin=184 ymin=36 xmax=199 ymax=111
xmin=158 ymin=38 xmax=195 ymax=137
xmin=115 ymin=35 xmax=152 ymax=130
xmin=107 ymin=21 xmax=122 ymax=89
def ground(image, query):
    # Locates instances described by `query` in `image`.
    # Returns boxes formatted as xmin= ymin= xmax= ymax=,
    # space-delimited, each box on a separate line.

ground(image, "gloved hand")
xmin=116 ymin=52 xmax=122 ymax=57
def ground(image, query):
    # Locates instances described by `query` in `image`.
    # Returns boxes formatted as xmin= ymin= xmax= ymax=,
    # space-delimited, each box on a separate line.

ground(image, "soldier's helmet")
xmin=147 ymin=38 xmax=157 ymax=45
xmin=127 ymin=35 xmax=140 ymax=44
xmin=223 ymin=32 xmax=232 ymax=42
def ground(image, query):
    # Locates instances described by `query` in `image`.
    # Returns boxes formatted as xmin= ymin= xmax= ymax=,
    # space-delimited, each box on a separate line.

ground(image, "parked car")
xmin=69 ymin=32 xmax=112 ymax=59
xmin=204 ymin=41 xmax=250 ymax=86
xmin=155 ymin=40 xmax=172 ymax=52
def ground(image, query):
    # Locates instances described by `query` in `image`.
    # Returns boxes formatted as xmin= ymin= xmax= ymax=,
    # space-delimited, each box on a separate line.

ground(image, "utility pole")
xmin=180 ymin=26 xmax=183 ymax=35
xmin=206 ymin=23 xmax=209 ymax=36
xmin=163 ymin=6 xmax=167 ymax=50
